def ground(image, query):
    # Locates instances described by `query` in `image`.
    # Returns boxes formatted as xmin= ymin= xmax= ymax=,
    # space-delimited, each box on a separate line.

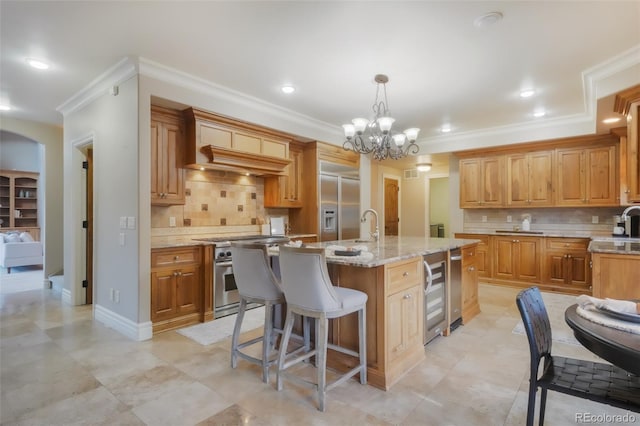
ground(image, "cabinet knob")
xmin=403 ymin=272 xmax=409 ymax=277
xmin=174 ymin=256 xmax=179 ymax=260
xmin=403 ymin=293 xmax=412 ymax=299
xmin=468 ymin=266 xmax=476 ymax=271
xmin=565 ymin=243 xmax=569 ymax=247
xmin=173 ymin=271 xmax=178 ymax=276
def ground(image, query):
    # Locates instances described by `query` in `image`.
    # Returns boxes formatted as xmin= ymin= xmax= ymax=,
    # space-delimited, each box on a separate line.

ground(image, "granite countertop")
xmin=151 ymin=233 xmax=318 ymax=250
xmin=588 ymin=237 xmax=640 ymax=255
xmin=457 ymin=230 xmax=597 ymax=238
xmin=271 ymin=236 xmax=479 ymax=268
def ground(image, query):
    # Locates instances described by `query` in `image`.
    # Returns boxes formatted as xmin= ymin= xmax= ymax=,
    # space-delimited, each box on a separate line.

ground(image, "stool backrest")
xmin=516 ymin=286 xmax=553 ymax=377
xmin=279 ymin=246 xmax=341 ymax=312
xmin=230 ymin=242 xmax=283 ymax=301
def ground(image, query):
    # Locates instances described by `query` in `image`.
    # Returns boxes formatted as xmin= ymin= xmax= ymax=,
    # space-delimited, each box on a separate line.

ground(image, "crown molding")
xmin=137 ymin=57 xmax=341 ymax=140
xmin=56 ymin=57 xmax=137 ymax=117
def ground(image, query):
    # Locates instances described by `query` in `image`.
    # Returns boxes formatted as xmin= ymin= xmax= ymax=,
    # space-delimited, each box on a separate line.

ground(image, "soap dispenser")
xmin=522 ymin=215 xmax=531 ymax=232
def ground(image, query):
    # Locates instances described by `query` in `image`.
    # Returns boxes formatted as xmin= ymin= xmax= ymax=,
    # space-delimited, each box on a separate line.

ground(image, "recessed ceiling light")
xmin=441 ymin=125 xmax=451 ymax=133
xmin=26 ymin=58 xmax=50 ymax=70
xmin=416 ymin=163 xmax=432 ymax=172
xmin=520 ymin=89 xmax=535 ymax=98
xmin=0 ymin=104 xmax=11 ymax=111
xmin=281 ymin=85 xmax=295 ymax=94
xmin=533 ymin=110 xmax=546 ymax=118
xmin=473 ymin=12 xmax=503 ymax=28
xmin=602 ymin=117 xmax=621 ymax=124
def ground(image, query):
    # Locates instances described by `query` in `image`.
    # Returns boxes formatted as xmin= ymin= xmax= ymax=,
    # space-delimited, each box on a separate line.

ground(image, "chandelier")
xmin=342 ymin=74 xmax=420 ymax=161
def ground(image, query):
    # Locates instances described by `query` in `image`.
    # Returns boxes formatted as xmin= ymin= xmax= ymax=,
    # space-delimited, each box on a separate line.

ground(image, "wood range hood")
xmin=183 ymin=107 xmax=292 ymax=176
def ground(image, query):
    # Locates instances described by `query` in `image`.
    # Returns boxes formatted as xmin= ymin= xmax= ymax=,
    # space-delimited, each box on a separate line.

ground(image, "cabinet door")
xmin=151 ymin=270 xmax=177 ymax=321
xmin=150 ymin=120 xmax=162 ymax=202
xmin=545 ymin=251 xmax=568 ymax=285
xmin=481 ymin=157 xmax=504 ymax=206
xmin=162 ymin=121 xmax=185 ymax=203
xmin=507 ymin=154 xmax=529 ymax=205
xmin=175 ymin=266 xmax=201 ymax=315
xmin=386 ymin=285 xmax=421 ymax=364
xmin=556 ymin=148 xmax=585 ymax=206
xmin=493 ymin=237 xmax=516 ymax=280
xmin=592 ymin=253 xmax=640 ymax=299
xmin=585 ymin=145 xmax=617 ymax=205
xmin=567 ymin=252 xmax=590 ymax=288
xmin=459 ymin=158 xmax=481 ymax=207
xmin=528 ymin=151 xmax=553 ymax=206
xmin=516 ymin=237 xmax=542 ymax=282
xmin=461 ymin=246 xmax=479 ymax=324
xmin=628 ymin=104 xmax=640 ymax=203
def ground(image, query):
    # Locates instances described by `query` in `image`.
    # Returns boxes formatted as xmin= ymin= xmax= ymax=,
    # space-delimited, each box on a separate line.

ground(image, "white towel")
xmin=577 ymin=295 xmax=638 ymax=314
xmin=285 ymin=240 xmax=303 ymax=248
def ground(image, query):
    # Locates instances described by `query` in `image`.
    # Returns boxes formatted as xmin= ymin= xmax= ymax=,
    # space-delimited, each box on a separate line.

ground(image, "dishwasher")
xmin=449 ymin=248 xmax=462 ymax=330
xmin=423 ymin=252 xmax=447 ymax=344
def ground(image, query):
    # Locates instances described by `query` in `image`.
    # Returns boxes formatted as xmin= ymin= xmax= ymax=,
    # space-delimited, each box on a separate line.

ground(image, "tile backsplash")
xmin=463 ymin=207 xmax=625 ymax=236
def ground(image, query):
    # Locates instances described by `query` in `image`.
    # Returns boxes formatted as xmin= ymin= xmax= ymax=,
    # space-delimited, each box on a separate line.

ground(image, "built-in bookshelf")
xmin=0 ymin=170 xmax=39 ymax=231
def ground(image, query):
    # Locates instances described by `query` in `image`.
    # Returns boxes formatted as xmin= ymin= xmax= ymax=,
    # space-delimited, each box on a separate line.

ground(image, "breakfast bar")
xmin=278 ymin=236 xmax=480 ymax=390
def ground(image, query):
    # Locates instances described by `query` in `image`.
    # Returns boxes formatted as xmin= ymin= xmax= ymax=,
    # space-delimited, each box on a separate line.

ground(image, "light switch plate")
xmin=127 ymin=216 xmax=136 ymax=230
xmin=482 ymin=215 xmax=487 ymax=223
xmin=592 ymin=215 xmax=599 ymax=224
xmin=506 ymin=215 xmax=512 ymax=223
xmin=169 ymin=217 xmax=176 ymax=227
xmin=119 ymin=216 xmax=127 ymax=229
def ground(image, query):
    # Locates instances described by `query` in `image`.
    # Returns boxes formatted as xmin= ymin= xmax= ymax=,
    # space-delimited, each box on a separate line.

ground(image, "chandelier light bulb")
xmin=342 ymin=124 xmax=355 ymax=139
xmin=392 ymin=133 xmax=406 ymax=147
xmin=403 ymin=128 xmax=420 ymax=142
xmin=352 ymin=118 xmax=369 ymax=134
xmin=377 ymin=116 xmax=395 ymax=133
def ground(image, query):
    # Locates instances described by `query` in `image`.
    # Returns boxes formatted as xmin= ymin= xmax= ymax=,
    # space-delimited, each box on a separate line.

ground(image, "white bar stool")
xmin=229 ymin=242 xmax=286 ymax=383
xmin=276 ymin=245 xmax=367 ymax=412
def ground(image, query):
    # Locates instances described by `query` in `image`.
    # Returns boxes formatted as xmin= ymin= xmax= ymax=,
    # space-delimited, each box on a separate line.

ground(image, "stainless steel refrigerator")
xmin=319 ymin=162 xmax=360 ymax=241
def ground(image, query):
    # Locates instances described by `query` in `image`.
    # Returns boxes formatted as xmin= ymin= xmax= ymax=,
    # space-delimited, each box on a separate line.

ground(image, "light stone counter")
xmin=588 ymin=237 xmax=640 ymax=255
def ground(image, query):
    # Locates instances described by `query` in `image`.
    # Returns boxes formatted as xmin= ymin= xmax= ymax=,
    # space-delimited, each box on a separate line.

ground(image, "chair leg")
xmin=231 ymin=298 xmax=247 ymax=369
xmin=538 ymin=388 xmax=547 ymax=426
xmin=358 ymin=307 xmax=367 ymax=385
xmin=525 ymin=379 xmax=537 ymax=426
xmin=276 ymin=307 xmax=295 ymax=391
xmin=303 ymin=315 xmax=311 ymax=352
xmin=262 ymin=302 xmax=273 ymax=383
xmin=316 ymin=316 xmax=328 ymax=412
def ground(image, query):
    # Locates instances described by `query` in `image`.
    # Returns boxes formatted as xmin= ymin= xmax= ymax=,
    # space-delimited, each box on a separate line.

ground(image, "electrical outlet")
xmin=127 ymin=216 xmax=136 ymax=230
xmin=482 ymin=215 xmax=487 ymax=223
xmin=169 ymin=216 xmax=176 ymax=227
xmin=115 ymin=290 xmax=120 ymax=304
xmin=592 ymin=215 xmax=599 ymax=224
xmin=110 ymin=288 xmax=115 ymax=301
xmin=119 ymin=216 xmax=127 ymax=229
xmin=506 ymin=215 xmax=512 ymax=223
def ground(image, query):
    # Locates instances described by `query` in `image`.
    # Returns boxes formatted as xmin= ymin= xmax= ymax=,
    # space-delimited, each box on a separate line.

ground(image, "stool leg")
xmin=262 ymin=302 xmax=273 ymax=383
xmin=231 ymin=298 xmax=247 ymax=369
xmin=316 ymin=315 xmax=328 ymax=412
xmin=358 ymin=307 xmax=367 ymax=384
xmin=277 ymin=307 xmax=295 ymax=391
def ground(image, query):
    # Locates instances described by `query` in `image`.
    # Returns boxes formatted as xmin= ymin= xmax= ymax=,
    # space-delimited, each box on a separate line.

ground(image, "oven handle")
xmin=215 ymin=260 xmax=233 ymax=268
xmin=423 ymin=260 xmax=433 ymax=296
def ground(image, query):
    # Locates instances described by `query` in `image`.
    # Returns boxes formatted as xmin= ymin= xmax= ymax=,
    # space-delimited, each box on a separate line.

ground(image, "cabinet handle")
xmin=177 ymin=271 xmax=182 ymax=276
xmin=468 ymin=266 xmax=476 ymax=271
xmin=512 ymin=239 xmax=516 ymax=243
xmin=173 ymin=271 xmax=178 ymax=276
xmin=403 ymin=272 xmax=409 ymax=277
xmin=403 ymin=293 xmax=412 ymax=299
xmin=565 ymin=243 xmax=569 ymax=247
xmin=174 ymin=256 xmax=180 ymax=260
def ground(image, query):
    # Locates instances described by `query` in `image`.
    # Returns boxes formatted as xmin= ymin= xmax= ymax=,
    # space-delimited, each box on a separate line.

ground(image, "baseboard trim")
xmin=94 ymin=304 xmax=153 ymax=341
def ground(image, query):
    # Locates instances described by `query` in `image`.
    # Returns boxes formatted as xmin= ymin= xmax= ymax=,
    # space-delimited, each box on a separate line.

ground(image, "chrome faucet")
xmin=360 ymin=209 xmax=380 ymax=242
xmin=621 ymin=205 xmax=640 ymax=221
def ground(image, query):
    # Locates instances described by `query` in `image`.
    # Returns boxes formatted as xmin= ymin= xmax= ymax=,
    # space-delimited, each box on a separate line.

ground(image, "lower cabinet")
xmin=493 ymin=236 xmax=542 ymax=282
xmin=455 ymin=233 xmax=490 ymax=277
xmin=151 ymin=246 xmax=203 ymax=333
xmin=461 ymin=244 xmax=480 ymax=324
xmin=543 ymin=238 xmax=590 ymax=292
xmin=591 ymin=252 xmax=640 ymax=299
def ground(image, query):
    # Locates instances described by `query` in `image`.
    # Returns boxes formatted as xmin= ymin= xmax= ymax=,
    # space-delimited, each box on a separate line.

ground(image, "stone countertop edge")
xmin=282 ymin=237 xmax=479 ymax=268
xmin=588 ymin=238 xmax=640 ymax=255
xmin=458 ymin=230 xmax=597 ymax=238
xmin=150 ymin=233 xmax=318 ymax=250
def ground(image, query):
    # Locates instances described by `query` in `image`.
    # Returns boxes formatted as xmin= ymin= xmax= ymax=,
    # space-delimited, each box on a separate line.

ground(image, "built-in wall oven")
xmin=423 ymin=251 xmax=448 ymax=344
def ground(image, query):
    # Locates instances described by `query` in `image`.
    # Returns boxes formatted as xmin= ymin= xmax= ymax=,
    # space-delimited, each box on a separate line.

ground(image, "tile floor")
xmin=0 ymin=279 xmax=637 ymax=425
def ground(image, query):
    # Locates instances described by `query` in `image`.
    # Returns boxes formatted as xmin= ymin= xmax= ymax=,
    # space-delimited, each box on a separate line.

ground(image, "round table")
xmin=565 ymin=304 xmax=640 ymax=376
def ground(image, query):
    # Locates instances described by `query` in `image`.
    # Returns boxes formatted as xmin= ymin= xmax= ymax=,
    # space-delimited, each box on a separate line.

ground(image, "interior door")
xmin=384 ymin=177 xmax=399 ymax=236
xmin=85 ymin=148 xmax=93 ymax=304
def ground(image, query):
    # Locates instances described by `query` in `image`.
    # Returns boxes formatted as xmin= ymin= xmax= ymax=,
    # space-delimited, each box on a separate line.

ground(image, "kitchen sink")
xmin=495 ymin=230 xmax=544 ymax=235
xmin=354 ymin=239 xmax=375 ymax=243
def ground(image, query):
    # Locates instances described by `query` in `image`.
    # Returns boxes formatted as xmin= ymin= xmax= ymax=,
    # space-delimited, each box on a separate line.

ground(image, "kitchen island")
xmin=281 ymin=236 xmax=479 ymax=390
xmin=588 ymin=238 xmax=640 ymax=300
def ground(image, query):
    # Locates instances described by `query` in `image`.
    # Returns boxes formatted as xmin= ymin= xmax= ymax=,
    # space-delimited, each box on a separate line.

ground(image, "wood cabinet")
xmin=556 ymin=145 xmax=618 ymax=206
xmin=459 ymin=156 xmax=504 ymax=208
xmin=151 ymin=246 xmax=203 ymax=333
xmin=461 ymin=244 xmax=480 ymax=324
xmin=591 ymin=252 xmax=640 ymax=300
xmin=454 ymin=233 xmax=490 ymax=278
xmin=264 ymin=142 xmax=303 ymax=208
xmin=493 ymin=236 xmax=542 ymax=283
xmin=613 ymin=86 xmax=640 ymax=203
xmin=506 ymin=151 xmax=553 ymax=206
xmin=151 ymin=106 xmax=185 ymax=206
xmin=0 ymin=170 xmax=39 ymax=230
xmin=543 ymin=238 xmax=590 ymax=291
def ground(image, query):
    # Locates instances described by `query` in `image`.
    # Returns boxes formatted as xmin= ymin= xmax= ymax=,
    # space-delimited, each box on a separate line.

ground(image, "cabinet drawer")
xmin=461 ymin=245 xmax=477 ymax=265
xmin=386 ymin=257 xmax=422 ymax=295
xmin=152 ymin=247 xmax=201 ymax=268
xmin=546 ymin=238 xmax=589 ymax=251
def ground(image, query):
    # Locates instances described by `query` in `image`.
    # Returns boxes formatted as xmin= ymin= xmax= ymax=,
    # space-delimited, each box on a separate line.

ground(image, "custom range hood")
xmin=183 ymin=107 xmax=292 ymax=176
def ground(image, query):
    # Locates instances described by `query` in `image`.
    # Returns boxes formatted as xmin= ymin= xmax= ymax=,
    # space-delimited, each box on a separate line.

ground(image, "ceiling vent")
xmin=404 ymin=169 xmax=419 ymax=180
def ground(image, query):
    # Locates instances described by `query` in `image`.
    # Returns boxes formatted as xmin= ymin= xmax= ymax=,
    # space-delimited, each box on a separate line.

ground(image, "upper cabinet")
xmin=457 ymin=134 xmax=619 ymax=209
xmin=613 ymin=85 xmax=640 ymax=204
xmin=459 ymin=156 xmax=504 ymax=208
xmin=183 ymin=107 xmax=292 ymax=175
xmin=151 ymin=106 xmax=185 ymax=206
xmin=506 ymin=151 xmax=553 ymax=207
xmin=556 ymin=145 xmax=617 ymax=206
xmin=264 ymin=142 xmax=304 ymax=208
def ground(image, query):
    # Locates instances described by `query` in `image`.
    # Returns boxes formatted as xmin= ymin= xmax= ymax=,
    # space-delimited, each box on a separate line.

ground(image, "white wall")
xmin=0 ymin=132 xmax=41 ymax=171
xmin=63 ymin=76 xmax=140 ymax=325
xmin=0 ymin=118 xmax=63 ymax=278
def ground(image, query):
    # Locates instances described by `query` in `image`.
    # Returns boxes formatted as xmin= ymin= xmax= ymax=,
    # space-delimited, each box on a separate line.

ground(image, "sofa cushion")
xmin=20 ymin=232 xmax=34 ymax=242
xmin=0 ymin=233 xmax=4 ymax=243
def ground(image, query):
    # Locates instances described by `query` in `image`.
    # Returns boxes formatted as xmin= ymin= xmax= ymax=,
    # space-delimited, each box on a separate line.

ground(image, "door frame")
xmin=382 ymin=172 xmax=401 ymax=236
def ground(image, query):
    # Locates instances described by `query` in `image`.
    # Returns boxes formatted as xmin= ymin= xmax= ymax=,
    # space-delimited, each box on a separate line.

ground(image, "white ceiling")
xmin=1 ymin=1 xmax=639 ymax=170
